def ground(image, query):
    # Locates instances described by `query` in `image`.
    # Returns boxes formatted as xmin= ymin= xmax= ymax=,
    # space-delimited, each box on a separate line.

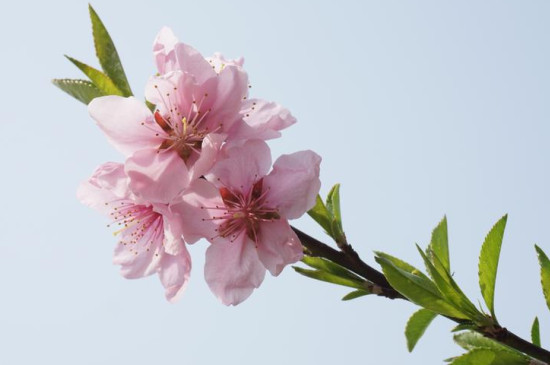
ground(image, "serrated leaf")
xmin=89 ymin=5 xmax=132 ymax=96
xmin=342 ymin=290 xmax=370 ymax=301
xmin=448 ymin=349 xmax=495 ymax=365
xmin=535 ymin=245 xmax=550 ymax=312
xmin=375 ymin=251 xmax=434 ymax=286
xmin=452 ymin=323 xmax=477 ymax=332
xmin=532 ymin=317 xmax=540 ymax=347
xmin=326 ymin=184 xmax=341 ymax=223
xmin=375 ymin=255 xmax=468 ymax=319
xmin=307 ymin=195 xmax=332 ymax=235
xmin=293 ymin=267 xmax=367 ymax=290
xmin=418 ymin=246 xmax=482 ymax=321
xmin=52 ymin=79 xmax=104 ymax=104
xmin=405 ymin=308 xmax=437 ymax=352
xmin=64 ymin=56 xmax=124 ymax=96
xmin=454 ymin=331 xmax=515 ymax=353
xmin=478 ymin=214 xmax=508 ymax=319
xmin=429 ymin=216 xmax=450 ymax=273
xmin=301 ymin=256 xmax=364 ymax=282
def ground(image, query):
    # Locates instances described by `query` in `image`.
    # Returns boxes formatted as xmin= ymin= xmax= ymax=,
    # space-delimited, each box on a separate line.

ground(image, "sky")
xmin=1 ymin=1 xmax=550 ymax=364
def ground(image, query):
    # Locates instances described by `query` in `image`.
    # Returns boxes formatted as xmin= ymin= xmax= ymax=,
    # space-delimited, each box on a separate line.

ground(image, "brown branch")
xmin=291 ymin=226 xmax=550 ymax=364
xmin=292 ymin=226 xmax=404 ymax=300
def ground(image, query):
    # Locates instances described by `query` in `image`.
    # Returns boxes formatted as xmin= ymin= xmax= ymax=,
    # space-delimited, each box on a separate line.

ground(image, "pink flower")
xmin=174 ymin=140 xmax=321 ymax=305
xmin=77 ymin=162 xmax=191 ymax=302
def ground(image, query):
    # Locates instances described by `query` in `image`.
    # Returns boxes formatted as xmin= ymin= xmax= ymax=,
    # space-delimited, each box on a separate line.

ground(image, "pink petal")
xmin=229 ymin=99 xmax=296 ymax=141
xmin=77 ymin=162 xmax=129 ymax=215
xmin=88 ymin=96 xmax=164 ymax=156
xmin=204 ymin=234 xmax=266 ymax=305
xmin=256 ymin=220 xmax=303 ymax=276
xmin=125 ymin=148 xmax=190 ymax=204
xmin=114 ymin=238 xmax=163 ymax=279
xmin=263 ymin=150 xmax=322 ymax=219
xmin=207 ymin=140 xmax=272 ymax=191
xmin=153 ymin=27 xmax=180 ymax=74
xmin=206 ymin=65 xmax=249 ymax=132
xmin=158 ymin=249 xmax=192 ymax=303
xmin=173 ymin=42 xmax=216 ymax=85
xmin=171 ymin=179 xmax=222 ymax=244
xmin=144 ymin=71 xmax=194 ymax=115
xmin=155 ymin=204 xmax=186 ymax=256
xmin=189 ymin=133 xmax=225 ymax=180
xmin=206 ymin=52 xmax=245 ymax=72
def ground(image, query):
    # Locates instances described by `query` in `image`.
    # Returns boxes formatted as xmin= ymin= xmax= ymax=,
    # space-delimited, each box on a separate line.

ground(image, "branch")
xmin=292 ymin=226 xmax=550 ymax=364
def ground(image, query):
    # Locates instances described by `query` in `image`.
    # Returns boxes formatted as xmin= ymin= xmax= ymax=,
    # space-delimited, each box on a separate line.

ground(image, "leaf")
xmin=429 ymin=216 xmax=450 ymax=273
xmin=342 ymin=290 xmax=370 ymax=301
xmin=478 ymin=214 xmax=508 ymax=319
xmin=451 ymin=323 xmax=477 ymax=332
xmin=89 ymin=4 xmax=133 ymax=96
xmin=418 ymin=246 xmax=482 ymax=321
xmin=292 ymin=267 xmax=367 ymax=290
xmin=535 ymin=245 xmax=550 ymax=312
xmin=531 ymin=317 xmax=541 ymax=347
xmin=64 ymin=56 xmax=124 ymax=96
xmin=326 ymin=184 xmax=341 ymax=223
xmin=52 ymin=79 xmax=104 ymax=104
xmin=405 ymin=308 xmax=437 ymax=352
xmin=448 ymin=349 xmax=495 ymax=365
xmin=301 ymin=256 xmax=364 ymax=282
xmin=375 ymin=255 xmax=468 ymax=319
xmin=375 ymin=251 xmax=434 ymax=286
xmin=307 ymin=195 xmax=332 ymax=235
xmin=454 ymin=331 xmax=514 ymax=353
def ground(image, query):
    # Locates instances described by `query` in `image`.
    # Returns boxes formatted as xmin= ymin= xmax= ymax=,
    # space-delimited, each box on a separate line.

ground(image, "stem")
xmin=291 ymin=226 xmax=550 ymax=364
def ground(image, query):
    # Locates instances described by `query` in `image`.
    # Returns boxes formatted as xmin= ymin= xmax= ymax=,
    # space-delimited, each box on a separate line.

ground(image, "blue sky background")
xmin=1 ymin=1 xmax=550 ymax=364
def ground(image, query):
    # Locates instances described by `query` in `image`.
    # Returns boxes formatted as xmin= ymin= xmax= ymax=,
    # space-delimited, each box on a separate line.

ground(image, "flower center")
xmin=106 ymin=200 xmax=164 ymax=256
xmin=149 ymin=88 xmax=222 ymax=162
xmin=203 ymin=178 xmax=280 ymax=244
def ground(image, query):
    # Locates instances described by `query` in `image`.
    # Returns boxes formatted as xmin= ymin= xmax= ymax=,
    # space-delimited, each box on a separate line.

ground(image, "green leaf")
xmin=448 ymin=349 xmax=495 ymax=365
xmin=535 ymin=245 xmax=550 ymax=312
xmin=375 ymin=255 xmax=468 ymax=319
xmin=417 ymin=246 xmax=482 ymax=321
xmin=454 ymin=331 xmax=513 ymax=353
xmin=293 ymin=267 xmax=367 ymax=290
xmin=478 ymin=214 xmax=508 ymax=319
xmin=449 ymin=348 xmax=529 ymax=365
xmin=307 ymin=195 xmax=332 ymax=235
xmin=531 ymin=317 xmax=541 ymax=347
xmin=375 ymin=251 xmax=434 ymax=286
xmin=342 ymin=290 xmax=370 ymax=301
xmin=89 ymin=4 xmax=133 ymax=96
xmin=301 ymin=256 xmax=364 ymax=282
xmin=428 ymin=216 xmax=450 ymax=273
xmin=451 ymin=323 xmax=477 ymax=332
xmin=64 ymin=56 xmax=124 ymax=96
xmin=405 ymin=308 xmax=437 ymax=352
xmin=326 ymin=184 xmax=341 ymax=223
xmin=52 ymin=78 xmax=104 ymax=104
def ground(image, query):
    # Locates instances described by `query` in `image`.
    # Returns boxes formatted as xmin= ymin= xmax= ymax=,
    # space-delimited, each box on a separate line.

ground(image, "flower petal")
xmin=229 ymin=99 xmax=296 ymax=141
xmin=125 ymin=148 xmax=190 ymax=204
xmin=171 ymin=179 xmax=222 ymax=244
xmin=153 ymin=27 xmax=180 ymax=74
xmin=88 ymin=96 xmax=164 ymax=156
xmin=77 ymin=162 xmax=129 ymax=215
xmin=206 ymin=65 xmax=249 ymax=132
xmin=264 ymin=150 xmax=322 ymax=219
xmin=204 ymin=234 xmax=265 ymax=305
xmin=173 ymin=42 xmax=216 ymax=85
xmin=207 ymin=140 xmax=272 ymax=191
xmin=158 ymin=249 xmax=192 ymax=303
xmin=113 ymin=236 xmax=163 ymax=279
xmin=190 ymin=133 xmax=225 ymax=180
xmin=256 ymin=220 xmax=303 ymax=276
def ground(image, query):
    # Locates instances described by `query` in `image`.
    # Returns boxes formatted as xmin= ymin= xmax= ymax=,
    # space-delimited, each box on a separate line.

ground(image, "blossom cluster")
xmin=77 ymin=28 xmax=321 ymax=305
